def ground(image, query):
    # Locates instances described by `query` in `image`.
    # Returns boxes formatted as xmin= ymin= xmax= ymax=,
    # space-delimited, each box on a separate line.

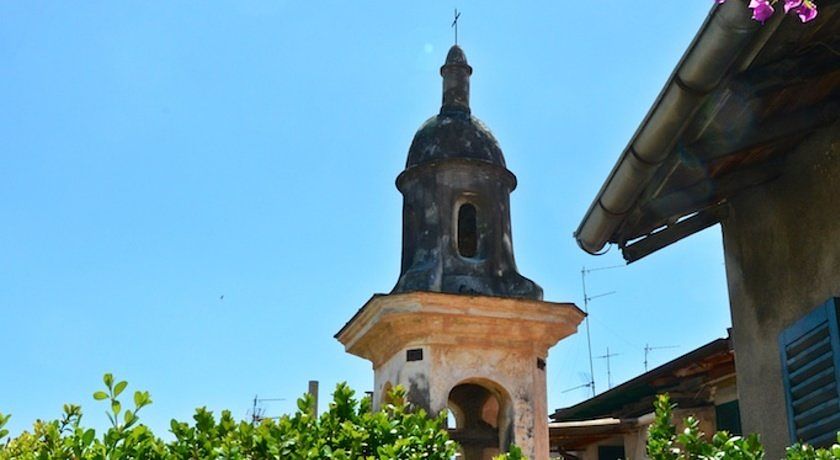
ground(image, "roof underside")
xmin=577 ymin=1 xmax=840 ymax=262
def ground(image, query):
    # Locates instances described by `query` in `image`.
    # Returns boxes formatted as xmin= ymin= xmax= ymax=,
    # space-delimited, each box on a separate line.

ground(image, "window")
xmin=406 ymin=348 xmax=423 ymax=362
xmin=597 ymin=445 xmax=625 ymax=460
xmin=715 ymin=400 xmax=742 ymax=435
xmin=779 ymin=297 xmax=840 ymax=448
xmin=457 ymin=203 xmax=477 ymax=258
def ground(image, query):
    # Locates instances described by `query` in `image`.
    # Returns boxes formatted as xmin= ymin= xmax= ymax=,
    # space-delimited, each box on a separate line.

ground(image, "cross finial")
xmin=451 ymin=9 xmax=461 ymax=45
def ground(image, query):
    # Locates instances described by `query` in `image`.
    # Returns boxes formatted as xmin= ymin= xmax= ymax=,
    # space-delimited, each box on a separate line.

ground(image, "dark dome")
xmin=406 ymin=112 xmax=506 ymax=169
xmin=404 ymin=45 xmax=507 ymax=170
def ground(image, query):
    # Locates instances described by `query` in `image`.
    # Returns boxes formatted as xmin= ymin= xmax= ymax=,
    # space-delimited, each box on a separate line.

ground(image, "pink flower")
xmin=792 ymin=0 xmax=818 ymax=21
xmin=784 ymin=0 xmax=803 ymax=13
xmin=717 ymin=0 xmax=818 ymax=24
xmin=749 ymin=0 xmax=775 ymax=22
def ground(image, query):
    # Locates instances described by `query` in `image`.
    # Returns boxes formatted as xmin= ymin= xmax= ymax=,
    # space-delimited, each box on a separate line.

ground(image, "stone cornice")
xmin=336 ymin=291 xmax=585 ymax=367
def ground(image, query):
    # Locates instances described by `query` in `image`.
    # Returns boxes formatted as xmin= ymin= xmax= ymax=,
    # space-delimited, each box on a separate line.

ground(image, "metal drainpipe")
xmin=574 ymin=0 xmax=762 ymax=255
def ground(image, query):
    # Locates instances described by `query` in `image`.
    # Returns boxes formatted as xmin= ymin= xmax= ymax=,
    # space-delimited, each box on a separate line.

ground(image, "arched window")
xmin=457 ymin=203 xmax=477 ymax=258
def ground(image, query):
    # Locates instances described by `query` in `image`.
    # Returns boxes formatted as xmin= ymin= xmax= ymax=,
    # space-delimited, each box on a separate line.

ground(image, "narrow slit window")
xmin=457 ymin=203 xmax=477 ymax=258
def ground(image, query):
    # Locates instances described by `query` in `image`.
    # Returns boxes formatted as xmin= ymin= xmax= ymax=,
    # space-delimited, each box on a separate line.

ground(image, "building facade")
xmin=573 ymin=1 xmax=840 ymax=455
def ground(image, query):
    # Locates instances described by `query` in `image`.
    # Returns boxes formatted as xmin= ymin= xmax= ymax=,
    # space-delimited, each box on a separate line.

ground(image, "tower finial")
xmin=451 ymin=9 xmax=461 ymax=45
xmin=440 ymin=45 xmax=472 ymax=114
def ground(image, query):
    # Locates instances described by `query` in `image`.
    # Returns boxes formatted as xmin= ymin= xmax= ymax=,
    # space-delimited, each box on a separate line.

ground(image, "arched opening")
xmin=447 ymin=380 xmax=512 ymax=460
xmin=401 ymin=204 xmax=417 ymax=272
xmin=457 ymin=203 xmax=478 ymax=258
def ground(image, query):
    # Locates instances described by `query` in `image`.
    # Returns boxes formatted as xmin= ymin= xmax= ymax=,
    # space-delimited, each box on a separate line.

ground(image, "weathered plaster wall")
xmin=374 ymin=346 xmax=432 ymax=411
xmin=374 ymin=344 xmax=548 ymax=458
xmin=721 ymin=122 xmax=840 ymax=457
xmin=623 ymin=429 xmax=648 ymax=460
xmin=338 ymin=292 xmax=582 ymax=460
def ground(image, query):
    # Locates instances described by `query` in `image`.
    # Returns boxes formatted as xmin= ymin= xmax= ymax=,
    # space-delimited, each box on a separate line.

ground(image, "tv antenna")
xmin=596 ymin=347 xmax=620 ymax=389
xmin=580 ymin=264 xmax=623 ymax=396
xmin=451 ymin=9 xmax=461 ymax=45
xmin=248 ymin=395 xmax=286 ymax=425
xmin=562 ymin=372 xmax=594 ymax=395
xmin=644 ymin=343 xmax=679 ymax=371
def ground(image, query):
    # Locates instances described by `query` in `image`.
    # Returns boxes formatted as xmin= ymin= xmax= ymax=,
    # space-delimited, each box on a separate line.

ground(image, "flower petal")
xmin=793 ymin=1 xmax=818 ymax=22
xmin=784 ymin=0 xmax=803 ymax=13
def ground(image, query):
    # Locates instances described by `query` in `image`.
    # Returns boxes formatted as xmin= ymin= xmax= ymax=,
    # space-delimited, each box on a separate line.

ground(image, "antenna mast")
xmin=644 ymin=344 xmax=680 ymax=371
xmin=596 ymin=347 xmax=621 ymax=389
xmin=249 ymin=395 xmax=286 ymax=426
xmin=580 ymin=264 xmax=623 ymax=396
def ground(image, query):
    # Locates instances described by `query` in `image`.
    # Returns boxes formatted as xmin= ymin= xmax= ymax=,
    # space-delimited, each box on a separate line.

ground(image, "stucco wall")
xmin=374 ymin=344 xmax=547 ymax=458
xmin=721 ymin=122 xmax=840 ymax=457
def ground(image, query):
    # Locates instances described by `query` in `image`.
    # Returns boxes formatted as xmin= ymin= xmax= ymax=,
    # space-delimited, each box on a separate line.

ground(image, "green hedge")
xmin=0 ymin=374 xmax=526 ymax=459
xmin=6 ymin=375 xmax=833 ymax=459
xmin=647 ymin=394 xmax=840 ymax=460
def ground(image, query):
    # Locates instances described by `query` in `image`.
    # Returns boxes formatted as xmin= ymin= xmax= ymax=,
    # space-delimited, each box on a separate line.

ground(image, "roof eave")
xmin=574 ymin=0 xmax=764 ymax=255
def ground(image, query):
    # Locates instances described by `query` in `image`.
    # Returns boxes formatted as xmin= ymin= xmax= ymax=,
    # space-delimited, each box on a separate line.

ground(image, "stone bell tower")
xmin=336 ymin=45 xmax=583 ymax=460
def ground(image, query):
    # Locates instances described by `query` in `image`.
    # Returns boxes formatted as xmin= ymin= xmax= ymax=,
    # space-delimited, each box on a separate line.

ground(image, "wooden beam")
xmin=622 ymin=208 xmax=725 ymax=263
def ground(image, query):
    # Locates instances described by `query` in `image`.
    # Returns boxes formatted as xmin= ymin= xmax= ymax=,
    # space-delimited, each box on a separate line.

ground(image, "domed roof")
xmin=404 ymin=45 xmax=507 ymax=170
xmin=406 ymin=113 xmax=506 ymax=168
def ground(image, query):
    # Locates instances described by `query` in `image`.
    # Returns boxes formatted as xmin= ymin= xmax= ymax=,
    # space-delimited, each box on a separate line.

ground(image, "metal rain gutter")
xmin=574 ymin=0 xmax=761 ymax=255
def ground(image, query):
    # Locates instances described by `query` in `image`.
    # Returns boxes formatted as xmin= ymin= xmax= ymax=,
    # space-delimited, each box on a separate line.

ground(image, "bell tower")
xmin=336 ymin=46 xmax=583 ymax=460
xmin=393 ymin=45 xmax=542 ymax=300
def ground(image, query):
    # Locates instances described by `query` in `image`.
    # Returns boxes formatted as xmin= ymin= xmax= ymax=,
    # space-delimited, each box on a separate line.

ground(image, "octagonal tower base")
xmin=335 ymin=291 xmax=584 ymax=460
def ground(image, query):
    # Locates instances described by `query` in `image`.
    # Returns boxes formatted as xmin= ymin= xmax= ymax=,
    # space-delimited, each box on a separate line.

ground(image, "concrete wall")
xmin=721 ymin=122 xmax=840 ymax=457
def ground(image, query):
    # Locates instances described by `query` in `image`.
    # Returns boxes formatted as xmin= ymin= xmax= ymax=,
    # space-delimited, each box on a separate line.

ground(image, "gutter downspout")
xmin=574 ymin=0 xmax=761 ymax=255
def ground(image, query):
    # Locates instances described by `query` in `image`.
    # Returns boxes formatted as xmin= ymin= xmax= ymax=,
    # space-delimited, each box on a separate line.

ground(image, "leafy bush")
xmin=647 ymin=394 xmax=840 ymax=460
xmin=0 ymin=374 xmax=528 ymax=459
xmin=0 ymin=374 xmax=465 ymax=459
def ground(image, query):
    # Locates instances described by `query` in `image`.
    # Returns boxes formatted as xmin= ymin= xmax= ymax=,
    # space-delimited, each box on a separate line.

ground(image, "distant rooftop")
xmin=551 ymin=331 xmax=733 ymax=422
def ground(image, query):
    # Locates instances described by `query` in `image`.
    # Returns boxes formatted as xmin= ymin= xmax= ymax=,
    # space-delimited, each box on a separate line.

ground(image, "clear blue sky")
xmin=1 ymin=1 xmax=729 ymax=436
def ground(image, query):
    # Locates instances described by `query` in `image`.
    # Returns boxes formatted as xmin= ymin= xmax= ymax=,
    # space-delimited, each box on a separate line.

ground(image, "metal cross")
xmin=451 ymin=9 xmax=461 ymax=45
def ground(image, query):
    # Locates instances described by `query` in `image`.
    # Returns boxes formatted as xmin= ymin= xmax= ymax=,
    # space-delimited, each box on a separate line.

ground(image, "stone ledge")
xmin=336 ymin=291 xmax=584 ymax=367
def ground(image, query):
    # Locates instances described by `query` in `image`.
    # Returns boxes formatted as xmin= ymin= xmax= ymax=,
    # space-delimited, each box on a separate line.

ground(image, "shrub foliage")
xmin=10 ymin=377 xmax=836 ymax=459
xmin=0 ymin=374 xmax=462 ymax=459
xmin=647 ymin=394 xmax=840 ymax=460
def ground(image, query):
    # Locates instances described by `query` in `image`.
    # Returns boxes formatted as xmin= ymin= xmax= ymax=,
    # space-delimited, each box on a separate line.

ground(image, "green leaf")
xmin=111 ymin=400 xmax=121 ymax=417
xmin=103 ymin=373 xmax=114 ymax=390
xmin=83 ymin=428 xmax=96 ymax=446
xmin=124 ymin=410 xmax=135 ymax=426
xmin=114 ymin=380 xmax=128 ymax=397
xmin=93 ymin=391 xmax=109 ymax=401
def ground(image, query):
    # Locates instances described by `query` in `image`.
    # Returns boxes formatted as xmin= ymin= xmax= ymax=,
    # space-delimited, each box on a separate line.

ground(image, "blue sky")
xmin=1 ymin=1 xmax=729 ymax=436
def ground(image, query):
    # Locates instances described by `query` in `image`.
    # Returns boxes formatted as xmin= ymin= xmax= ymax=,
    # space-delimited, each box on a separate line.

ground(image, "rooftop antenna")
xmin=451 ymin=9 xmax=461 ymax=45
xmin=248 ymin=395 xmax=286 ymax=426
xmin=644 ymin=344 xmax=680 ymax=371
xmin=580 ymin=264 xmax=623 ymax=396
xmin=596 ymin=347 xmax=621 ymax=389
xmin=562 ymin=371 xmax=594 ymax=395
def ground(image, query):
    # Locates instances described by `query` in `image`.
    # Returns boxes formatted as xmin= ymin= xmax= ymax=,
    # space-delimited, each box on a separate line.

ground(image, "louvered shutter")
xmin=779 ymin=297 xmax=840 ymax=448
